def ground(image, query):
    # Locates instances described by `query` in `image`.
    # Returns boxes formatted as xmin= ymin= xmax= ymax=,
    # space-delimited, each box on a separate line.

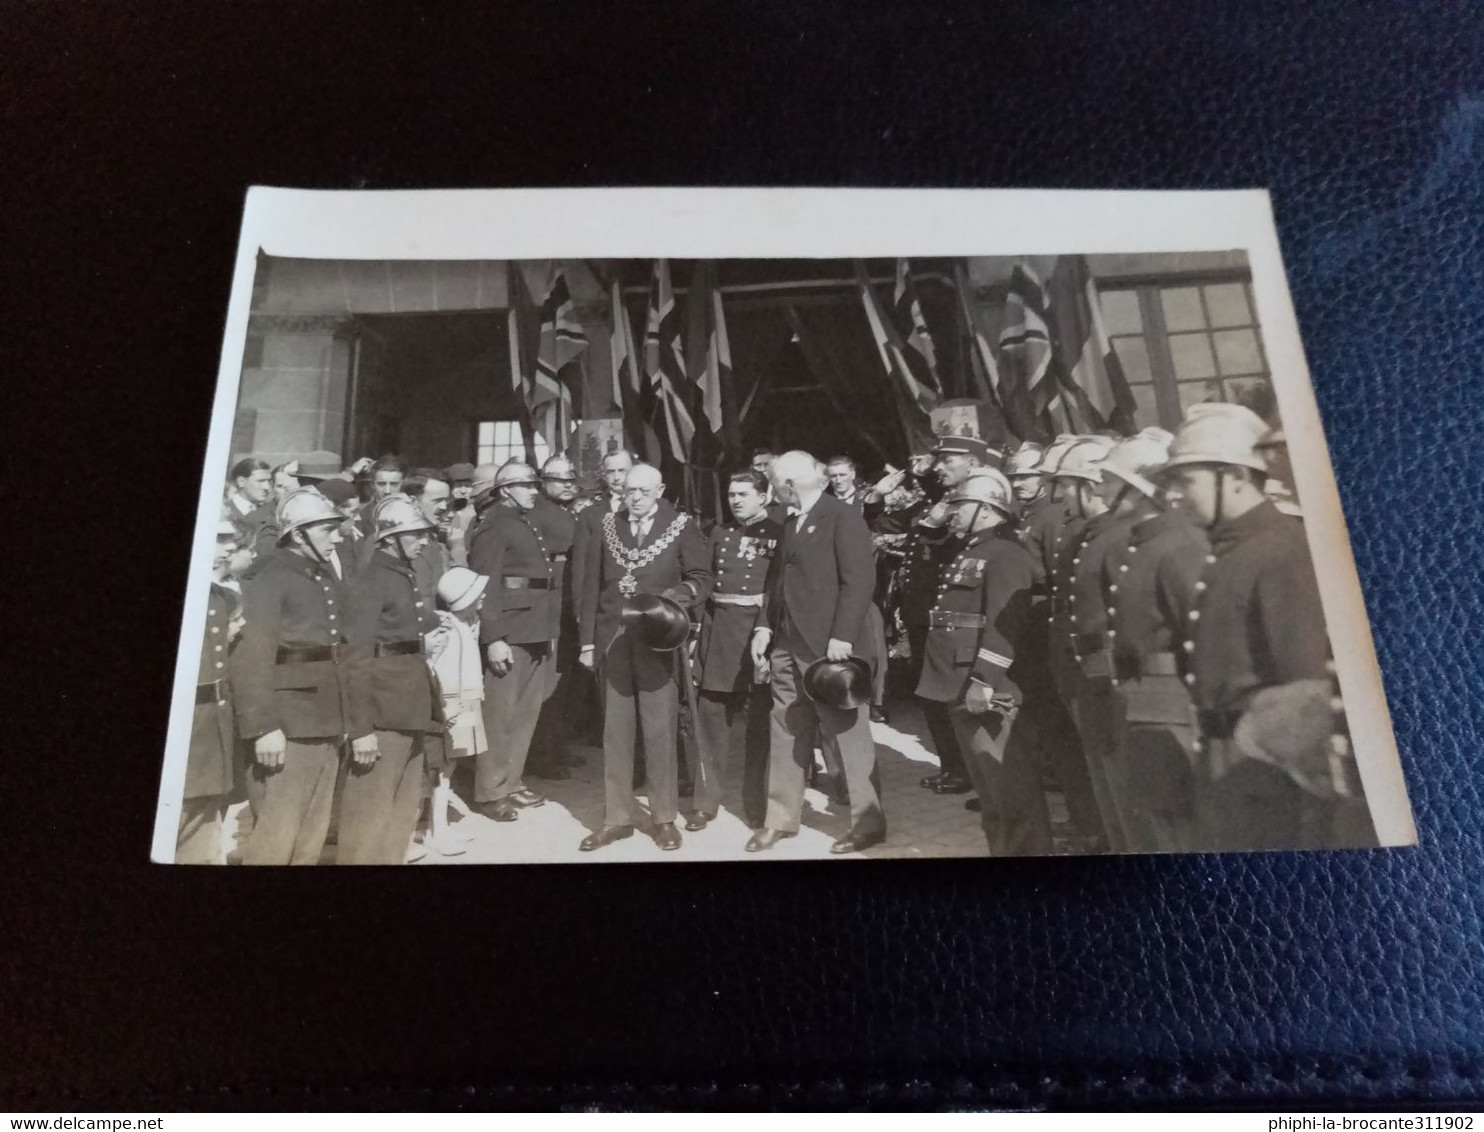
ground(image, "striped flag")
xmin=643 ymin=259 xmax=695 ymax=462
xmin=998 ymin=260 xmax=1058 ymax=433
xmin=855 ymin=260 xmax=939 ymax=450
xmin=609 ymin=277 xmax=658 ymax=464
xmin=1044 ymin=255 xmax=1137 ymax=435
xmin=952 ymin=260 xmax=1002 ymax=402
xmin=532 ymin=270 xmax=589 ymax=453
xmin=893 ymin=259 xmax=943 ymax=396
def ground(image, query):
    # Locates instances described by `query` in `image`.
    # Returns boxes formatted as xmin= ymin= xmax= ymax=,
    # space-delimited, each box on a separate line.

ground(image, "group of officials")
xmin=178 ymin=398 xmax=1372 ymax=864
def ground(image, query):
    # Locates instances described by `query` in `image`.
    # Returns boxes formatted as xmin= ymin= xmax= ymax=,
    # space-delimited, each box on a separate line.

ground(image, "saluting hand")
xmin=254 ymin=728 xmax=287 ymax=770
xmin=351 ymin=734 xmax=379 ymax=767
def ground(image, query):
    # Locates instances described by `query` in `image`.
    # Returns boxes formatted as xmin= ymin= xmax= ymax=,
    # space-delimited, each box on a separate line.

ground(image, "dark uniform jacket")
xmin=1054 ymin=510 xmax=1130 ymax=667
xmin=530 ymin=496 xmax=578 ymax=654
xmin=894 ymin=516 xmax=958 ymax=630
xmin=697 ymin=516 xmax=782 ymax=693
xmin=757 ymin=492 xmax=876 ymax=662
xmin=230 ymin=550 xmax=349 ymax=741
xmin=577 ymin=499 xmax=712 ymax=656
xmin=187 ymin=582 xmax=239 ymax=799
xmin=343 ymin=549 xmax=442 ymax=740
xmin=916 ymin=531 xmax=1037 ymax=703
xmin=468 ymin=503 xmax=559 ymax=647
xmin=1187 ymin=501 xmax=1329 ymax=724
xmin=570 ymin=491 xmax=623 ymax=614
xmin=1015 ymin=494 xmax=1061 ymax=597
xmin=1104 ymin=509 xmax=1208 ymax=684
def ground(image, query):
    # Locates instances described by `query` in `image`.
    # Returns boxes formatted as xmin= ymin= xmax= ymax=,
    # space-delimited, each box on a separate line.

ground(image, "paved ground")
xmin=222 ymin=699 xmax=1077 ymax=865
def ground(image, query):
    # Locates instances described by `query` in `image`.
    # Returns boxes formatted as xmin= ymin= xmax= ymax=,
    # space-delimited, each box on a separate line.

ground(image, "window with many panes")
xmin=476 ymin=420 xmax=549 ymax=468
xmin=1099 ymin=276 xmax=1271 ymax=431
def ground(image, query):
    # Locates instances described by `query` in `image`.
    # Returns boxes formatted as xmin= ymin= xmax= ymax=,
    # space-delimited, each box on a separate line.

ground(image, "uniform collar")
xmin=1209 ymin=499 xmax=1288 ymax=555
xmin=1129 ymin=506 xmax=1184 ymax=546
xmin=373 ymin=548 xmax=418 ymax=578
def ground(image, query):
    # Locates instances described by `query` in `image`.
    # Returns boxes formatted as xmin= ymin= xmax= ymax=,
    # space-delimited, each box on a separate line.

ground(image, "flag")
xmin=1043 ymin=255 xmax=1137 ymax=435
xmin=643 ymin=259 xmax=694 ymax=463
xmin=953 ymin=260 xmax=1000 ymax=402
xmin=532 ymin=270 xmax=589 ymax=454
xmin=506 ymin=260 xmax=545 ymax=463
xmin=855 ymin=261 xmax=939 ymax=451
xmin=893 ymin=259 xmax=943 ymax=395
xmin=682 ymin=260 xmax=731 ymax=473
xmin=998 ymin=260 xmax=1057 ymax=438
xmin=609 ymin=277 xmax=658 ymax=463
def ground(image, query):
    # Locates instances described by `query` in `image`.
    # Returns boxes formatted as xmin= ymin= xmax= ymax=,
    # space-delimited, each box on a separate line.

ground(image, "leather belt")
xmin=711 ymin=592 xmax=764 ymax=607
xmin=276 ymin=644 xmax=341 ymax=664
xmin=1198 ymin=709 xmax=1242 ymax=740
xmin=548 ymin=552 xmax=568 ymax=563
xmin=503 ymin=577 xmax=552 ymax=590
xmin=929 ymin=610 xmax=986 ymax=630
xmin=1116 ymin=651 xmax=1181 ymax=680
xmin=1072 ymin=631 xmax=1106 ymax=653
xmin=375 ymin=639 xmax=424 ymax=658
xmin=1078 ymin=648 xmax=1113 ymax=678
xmin=195 ymin=680 xmax=227 ymax=704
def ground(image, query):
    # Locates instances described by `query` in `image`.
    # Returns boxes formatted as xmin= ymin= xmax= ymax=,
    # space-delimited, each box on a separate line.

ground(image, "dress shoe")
xmin=652 ymin=823 xmax=683 ymax=851
xmin=930 ymin=774 xmax=973 ymax=795
xmin=745 ymin=828 xmax=797 ymax=853
xmin=475 ymin=799 xmax=519 ymax=822
xmin=869 ymin=704 xmax=888 ymax=724
xmin=579 ymin=825 xmax=634 ymax=852
xmin=683 ymin=810 xmax=716 ymax=832
xmin=527 ymin=764 xmax=571 ymax=781
xmin=919 ymin=771 xmax=951 ymax=790
xmin=964 ymin=797 xmax=982 ymax=813
xmin=509 ymin=789 xmax=546 ymax=808
xmin=830 ymin=829 xmax=886 ymax=855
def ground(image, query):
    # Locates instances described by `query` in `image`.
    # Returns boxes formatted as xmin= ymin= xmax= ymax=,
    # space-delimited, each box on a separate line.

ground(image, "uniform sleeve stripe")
xmin=977 ymin=648 xmax=1013 ymax=668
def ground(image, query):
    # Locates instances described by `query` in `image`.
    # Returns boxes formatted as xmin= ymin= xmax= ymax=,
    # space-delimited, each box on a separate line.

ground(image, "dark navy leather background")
xmin=5 ymin=1 xmax=1481 ymax=1109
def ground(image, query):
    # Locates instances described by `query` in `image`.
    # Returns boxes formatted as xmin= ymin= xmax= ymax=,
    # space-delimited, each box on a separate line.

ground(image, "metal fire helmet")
xmin=276 ymin=487 xmax=343 ymax=540
xmin=1100 ymin=427 xmax=1175 ymax=498
xmin=1161 ymin=403 xmax=1271 ymax=475
xmin=1005 ymin=441 xmax=1047 ymax=477
xmin=1034 ymin=434 xmax=1084 ymax=476
xmin=541 ymin=455 xmax=577 ymax=482
xmin=929 ymin=399 xmax=1010 ymax=462
xmin=1052 ymin=435 xmax=1118 ymax=483
xmin=372 ymin=495 xmax=436 ymax=541
xmin=494 ymin=460 xmax=541 ymax=490
xmin=948 ymin=468 xmax=1017 ymax=516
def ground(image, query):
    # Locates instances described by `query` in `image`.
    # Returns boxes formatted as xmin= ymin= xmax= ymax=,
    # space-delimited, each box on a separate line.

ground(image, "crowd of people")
xmin=177 ymin=399 xmax=1375 ymax=865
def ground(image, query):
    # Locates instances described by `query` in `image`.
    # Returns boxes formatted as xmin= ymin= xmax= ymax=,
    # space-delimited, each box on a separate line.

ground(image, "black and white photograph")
xmin=151 ymin=188 xmax=1415 ymax=865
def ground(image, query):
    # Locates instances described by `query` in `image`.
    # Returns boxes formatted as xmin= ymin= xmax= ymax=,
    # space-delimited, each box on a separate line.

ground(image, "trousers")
xmin=243 ymin=737 xmax=340 ymax=865
xmin=692 ymin=685 xmax=770 ymax=827
xmin=338 ymin=729 xmax=426 ymax=865
xmin=175 ymin=795 xmax=226 ymax=865
xmin=906 ymin=623 xmax=966 ymax=778
xmin=476 ymin=642 xmax=551 ymax=803
xmin=1065 ymin=665 xmax=1128 ymax=853
xmin=764 ymin=630 xmax=885 ymax=837
xmin=602 ymin=631 xmax=680 ymax=827
xmin=949 ymin=702 xmax=1052 ymax=856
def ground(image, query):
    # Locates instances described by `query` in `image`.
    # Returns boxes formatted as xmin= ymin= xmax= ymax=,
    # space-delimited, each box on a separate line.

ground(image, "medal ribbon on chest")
xmin=603 ymin=511 xmax=690 ymax=596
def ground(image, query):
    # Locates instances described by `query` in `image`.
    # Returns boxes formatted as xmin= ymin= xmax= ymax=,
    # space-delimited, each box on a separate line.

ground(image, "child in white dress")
xmin=421 ymin=566 xmax=489 ymax=856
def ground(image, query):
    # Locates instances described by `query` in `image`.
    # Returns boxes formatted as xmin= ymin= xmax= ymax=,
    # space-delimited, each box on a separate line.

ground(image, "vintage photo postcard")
xmin=150 ymin=187 xmax=1415 ymax=865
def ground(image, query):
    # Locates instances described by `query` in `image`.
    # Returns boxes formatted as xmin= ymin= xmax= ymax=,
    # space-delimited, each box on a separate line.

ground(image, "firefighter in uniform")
xmin=691 ymin=469 xmax=780 ymax=830
xmin=178 ymin=519 xmax=244 ymax=864
xmin=917 ymin=471 xmax=1047 ymax=855
xmin=1046 ymin=435 xmax=1127 ymax=850
xmin=230 ymin=488 xmax=350 ymax=865
xmin=466 ymin=461 xmax=558 ymax=822
xmin=1095 ymin=429 xmax=1209 ymax=853
xmin=1157 ymin=404 xmax=1370 ymax=850
xmin=337 ymin=496 xmax=445 ymax=864
xmin=527 ymin=454 xmax=583 ymax=780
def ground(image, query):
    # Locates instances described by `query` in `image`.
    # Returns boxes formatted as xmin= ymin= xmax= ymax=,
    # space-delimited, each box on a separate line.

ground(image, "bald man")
xmin=747 ymin=452 xmax=886 ymax=854
xmin=576 ymin=462 xmax=711 ymax=851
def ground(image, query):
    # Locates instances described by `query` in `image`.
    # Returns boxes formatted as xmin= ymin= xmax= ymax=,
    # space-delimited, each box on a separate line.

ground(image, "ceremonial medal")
xmin=603 ymin=511 xmax=690 ymax=597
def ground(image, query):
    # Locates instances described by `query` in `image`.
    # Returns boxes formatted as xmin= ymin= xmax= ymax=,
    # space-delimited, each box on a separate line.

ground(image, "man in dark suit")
xmin=339 ymin=497 xmax=444 ymax=864
xmin=466 ymin=461 xmax=559 ymax=822
xmin=576 ymin=462 xmax=711 ymax=851
xmin=747 ymin=451 xmax=886 ymax=854
xmin=526 ymin=455 xmax=584 ymax=780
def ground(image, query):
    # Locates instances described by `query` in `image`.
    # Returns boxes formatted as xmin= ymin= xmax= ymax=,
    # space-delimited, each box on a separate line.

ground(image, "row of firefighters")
xmin=176 ymin=400 xmax=1374 ymax=863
